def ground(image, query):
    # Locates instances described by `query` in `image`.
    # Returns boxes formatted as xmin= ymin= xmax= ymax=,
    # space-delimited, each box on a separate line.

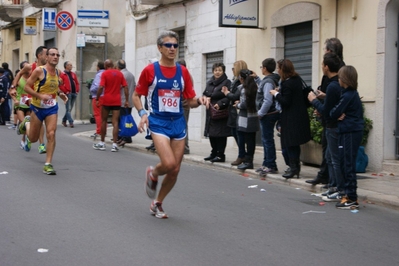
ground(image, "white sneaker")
xmin=150 ymin=201 xmax=168 ymax=219
xmin=20 ymin=141 xmax=24 ymax=150
xmin=111 ymin=145 xmax=119 ymax=152
xmin=93 ymin=142 xmax=106 ymax=151
xmin=322 ymin=192 xmax=344 ymax=202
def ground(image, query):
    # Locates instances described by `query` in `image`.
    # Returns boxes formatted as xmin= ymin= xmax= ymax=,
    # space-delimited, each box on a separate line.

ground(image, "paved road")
xmin=1 ymin=125 xmax=399 ymax=266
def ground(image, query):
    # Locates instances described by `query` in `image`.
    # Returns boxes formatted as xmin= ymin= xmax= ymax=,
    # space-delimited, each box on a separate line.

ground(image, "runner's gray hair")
xmin=157 ymin=31 xmax=179 ymax=46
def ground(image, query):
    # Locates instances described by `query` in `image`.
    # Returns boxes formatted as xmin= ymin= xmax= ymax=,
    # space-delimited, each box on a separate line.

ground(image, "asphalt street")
xmin=1 ymin=124 xmax=399 ymax=266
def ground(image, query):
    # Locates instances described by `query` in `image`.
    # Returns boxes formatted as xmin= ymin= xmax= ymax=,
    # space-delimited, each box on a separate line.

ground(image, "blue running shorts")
xmin=148 ymin=115 xmax=186 ymax=140
xmin=30 ymin=104 xmax=58 ymax=122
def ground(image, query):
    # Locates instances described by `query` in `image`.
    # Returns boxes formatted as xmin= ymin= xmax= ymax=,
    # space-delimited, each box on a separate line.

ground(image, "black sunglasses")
xmin=162 ymin=43 xmax=179 ymax=49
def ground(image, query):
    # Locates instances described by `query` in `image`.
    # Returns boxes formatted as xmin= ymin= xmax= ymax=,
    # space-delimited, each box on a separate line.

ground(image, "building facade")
xmin=2 ymin=0 xmax=399 ymax=173
xmin=125 ymin=0 xmax=399 ymax=173
xmin=0 ymin=0 xmax=126 ymax=120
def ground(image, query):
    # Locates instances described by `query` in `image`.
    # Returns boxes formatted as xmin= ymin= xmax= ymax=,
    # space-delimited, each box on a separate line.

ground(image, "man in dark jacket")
xmin=308 ymin=53 xmax=344 ymax=201
xmin=306 ymin=38 xmax=345 ymax=186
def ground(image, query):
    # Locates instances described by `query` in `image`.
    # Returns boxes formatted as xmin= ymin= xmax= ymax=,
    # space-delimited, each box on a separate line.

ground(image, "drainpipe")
xmin=352 ymin=0 xmax=358 ymax=20
xmin=336 ymin=0 xmax=338 ymax=37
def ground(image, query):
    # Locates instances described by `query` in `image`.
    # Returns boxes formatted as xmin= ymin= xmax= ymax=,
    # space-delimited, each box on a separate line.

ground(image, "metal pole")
xmin=79 ymin=46 xmax=83 ymax=121
xmin=105 ymin=33 xmax=108 ymax=60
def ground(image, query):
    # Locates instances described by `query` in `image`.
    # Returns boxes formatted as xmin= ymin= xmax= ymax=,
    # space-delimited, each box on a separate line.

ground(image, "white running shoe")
xmin=111 ymin=145 xmax=119 ymax=152
xmin=150 ymin=201 xmax=168 ymax=219
xmin=145 ymin=166 xmax=157 ymax=199
xmin=93 ymin=142 xmax=106 ymax=151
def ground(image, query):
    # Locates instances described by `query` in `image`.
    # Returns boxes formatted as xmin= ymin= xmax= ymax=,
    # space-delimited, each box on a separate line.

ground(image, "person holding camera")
xmin=270 ymin=59 xmax=311 ymax=179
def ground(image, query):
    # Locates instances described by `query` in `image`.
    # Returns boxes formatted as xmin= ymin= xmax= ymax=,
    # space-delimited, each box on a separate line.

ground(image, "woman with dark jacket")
xmin=330 ymin=65 xmax=363 ymax=210
xmin=235 ymin=69 xmax=260 ymax=170
xmin=222 ymin=60 xmax=248 ymax=165
xmin=270 ymin=59 xmax=311 ymax=178
xmin=203 ymin=63 xmax=232 ymax=163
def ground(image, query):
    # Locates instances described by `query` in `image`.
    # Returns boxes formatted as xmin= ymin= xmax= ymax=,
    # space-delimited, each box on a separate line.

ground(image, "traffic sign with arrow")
xmin=76 ymin=10 xmax=109 ymax=28
xmin=77 ymin=10 xmax=109 ymax=19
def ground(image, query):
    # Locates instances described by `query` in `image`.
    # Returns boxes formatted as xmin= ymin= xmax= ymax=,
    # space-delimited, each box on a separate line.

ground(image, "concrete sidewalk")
xmin=76 ymin=126 xmax=399 ymax=211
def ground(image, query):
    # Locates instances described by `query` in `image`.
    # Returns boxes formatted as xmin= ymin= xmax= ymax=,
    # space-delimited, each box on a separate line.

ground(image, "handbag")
xmin=119 ymin=111 xmax=138 ymax=137
xmin=299 ymin=77 xmax=314 ymax=107
xmin=210 ymin=105 xmax=229 ymax=120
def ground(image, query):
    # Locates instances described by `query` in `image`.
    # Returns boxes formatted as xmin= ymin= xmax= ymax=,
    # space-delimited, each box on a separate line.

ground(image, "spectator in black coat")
xmin=203 ymin=63 xmax=231 ymax=163
xmin=270 ymin=59 xmax=311 ymax=179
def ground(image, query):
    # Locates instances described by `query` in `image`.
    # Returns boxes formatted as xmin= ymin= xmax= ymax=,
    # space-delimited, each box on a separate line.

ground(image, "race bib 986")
xmin=158 ymin=89 xmax=181 ymax=113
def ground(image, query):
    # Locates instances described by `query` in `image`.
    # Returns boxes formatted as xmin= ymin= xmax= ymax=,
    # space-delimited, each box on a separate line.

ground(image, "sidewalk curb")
xmin=76 ymin=131 xmax=399 ymax=211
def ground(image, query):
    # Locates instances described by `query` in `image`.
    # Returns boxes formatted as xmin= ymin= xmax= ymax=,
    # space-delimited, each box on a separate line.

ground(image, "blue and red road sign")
xmin=56 ymin=11 xmax=74 ymax=31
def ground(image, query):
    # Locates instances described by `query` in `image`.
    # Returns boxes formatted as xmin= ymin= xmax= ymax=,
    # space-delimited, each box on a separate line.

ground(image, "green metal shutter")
xmin=284 ymin=21 xmax=312 ymax=84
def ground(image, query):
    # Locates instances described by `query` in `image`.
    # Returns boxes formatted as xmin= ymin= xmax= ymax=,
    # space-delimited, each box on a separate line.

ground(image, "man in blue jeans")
xmin=255 ymin=58 xmax=280 ymax=175
xmin=60 ymin=61 xmax=80 ymax=128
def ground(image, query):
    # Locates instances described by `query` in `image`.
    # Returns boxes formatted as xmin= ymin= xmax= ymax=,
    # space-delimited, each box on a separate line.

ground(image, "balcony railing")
xmin=29 ymin=0 xmax=62 ymax=8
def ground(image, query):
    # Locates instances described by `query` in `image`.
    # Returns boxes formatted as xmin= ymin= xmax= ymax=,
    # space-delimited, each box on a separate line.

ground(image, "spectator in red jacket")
xmin=59 ymin=61 xmax=80 ymax=128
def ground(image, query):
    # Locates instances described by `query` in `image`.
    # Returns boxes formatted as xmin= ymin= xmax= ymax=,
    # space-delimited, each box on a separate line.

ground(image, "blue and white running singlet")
xmin=147 ymin=62 xmax=185 ymax=118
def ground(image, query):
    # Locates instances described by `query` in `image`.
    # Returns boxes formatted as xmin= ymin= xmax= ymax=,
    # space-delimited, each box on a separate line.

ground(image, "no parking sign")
xmin=56 ymin=11 xmax=74 ymax=30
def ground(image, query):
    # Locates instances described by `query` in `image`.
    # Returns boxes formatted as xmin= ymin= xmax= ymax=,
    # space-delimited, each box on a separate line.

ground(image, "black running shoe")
xmin=336 ymin=196 xmax=359 ymax=209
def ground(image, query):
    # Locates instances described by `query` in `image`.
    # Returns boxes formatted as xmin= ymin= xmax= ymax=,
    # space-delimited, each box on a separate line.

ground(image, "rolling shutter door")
xmin=284 ymin=21 xmax=312 ymax=84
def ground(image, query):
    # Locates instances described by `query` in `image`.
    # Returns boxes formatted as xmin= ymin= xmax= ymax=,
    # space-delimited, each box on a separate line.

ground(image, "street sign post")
xmin=56 ymin=11 xmax=74 ymax=31
xmin=42 ymin=8 xmax=56 ymax=31
xmin=76 ymin=10 xmax=109 ymax=28
xmin=77 ymin=33 xmax=86 ymax=48
xmin=24 ymin=17 xmax=37 ymax=35
xmin=85 ymin=35 xmax=106 ymax=44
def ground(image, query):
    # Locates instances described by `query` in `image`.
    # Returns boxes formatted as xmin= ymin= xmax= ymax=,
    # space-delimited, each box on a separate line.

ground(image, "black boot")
xmin=204 ymin=154 xmax=216 ymax=161
xmin=305 ymin=175 xmax=328 ymax=185
xmin=210 ymin=155 xmax=225 ymax=163
xmin=237 ymin=157 xmax=253 ymax=170
xmin=282 ymin=159 xmax=300 ymax=179
xmin=237 ymin=161 xmax=254 ymax=170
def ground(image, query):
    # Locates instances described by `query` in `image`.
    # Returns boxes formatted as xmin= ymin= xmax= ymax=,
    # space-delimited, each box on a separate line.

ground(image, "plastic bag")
xmin=119 ymin=113 xmax=138 ymax=137
xmin=356 ymin=146 xmax=368 ymax=173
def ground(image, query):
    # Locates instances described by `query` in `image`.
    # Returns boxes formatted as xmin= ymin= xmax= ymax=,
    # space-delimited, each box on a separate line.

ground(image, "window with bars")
xmin=177 ymin=29 xmax=185 ymax=60
xmin=15 ymin=28 xmax=21 ymax=41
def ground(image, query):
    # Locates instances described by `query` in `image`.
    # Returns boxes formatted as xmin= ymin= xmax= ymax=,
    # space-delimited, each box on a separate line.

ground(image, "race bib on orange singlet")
xmin=40 ymin=93 xmax=57 ymax=108
xmin=158 ymin=89 xmax=181 ymax=113
xmin=20 ymin=94 xmax=32 ymax=106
